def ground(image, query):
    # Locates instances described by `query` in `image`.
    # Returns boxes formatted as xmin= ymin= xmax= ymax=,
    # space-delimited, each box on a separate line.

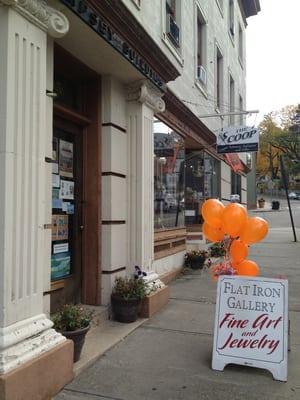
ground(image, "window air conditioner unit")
xmin=197 ymin=65 xmax=207 ymax=85
xmin=167 ymin=14 xmax=180 ymax=47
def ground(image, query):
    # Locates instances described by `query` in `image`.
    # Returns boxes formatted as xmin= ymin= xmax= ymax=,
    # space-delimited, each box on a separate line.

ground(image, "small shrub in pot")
xmin=52 ymin=304 xmax=93 ymax=362
xmin=111 ymin=276 xmax=148 ymax=323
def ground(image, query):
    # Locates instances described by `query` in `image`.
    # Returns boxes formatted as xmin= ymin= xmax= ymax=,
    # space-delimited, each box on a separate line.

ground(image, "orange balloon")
xmin=201 ymin=199 xmax=225 ymax=229
xmin=236 ymin=260 xmax=260 ymax=276
xmin=230 ymin=239 xmax=248 ymax=264
xmin=203 ymin=222 xmax=224 ymax=242
xmin=221 ymin=203 xmax=248 ymax=238
xmin=239 ymin=217 xmax=269 ymax=244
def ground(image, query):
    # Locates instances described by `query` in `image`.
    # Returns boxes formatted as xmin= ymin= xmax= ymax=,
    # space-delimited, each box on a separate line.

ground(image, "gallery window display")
xmin=154 ymin=119 xmax=185 ymax=230
xmin=185 ymin=151 xmax=220 ymax=226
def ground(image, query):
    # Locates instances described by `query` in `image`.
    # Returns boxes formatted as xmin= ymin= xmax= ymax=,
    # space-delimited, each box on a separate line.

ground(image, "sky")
xmin=246 ymin=0 xmax=300 ymax=125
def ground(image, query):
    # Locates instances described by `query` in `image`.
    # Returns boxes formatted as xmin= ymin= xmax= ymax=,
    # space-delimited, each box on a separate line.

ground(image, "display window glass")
xmin=185 ymin=151 xmax=220 ymax=226
xmin=154 ymin=119 xmax=185 ymax=230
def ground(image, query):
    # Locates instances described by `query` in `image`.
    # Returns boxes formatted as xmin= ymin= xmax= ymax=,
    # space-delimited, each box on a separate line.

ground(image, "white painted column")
xmin=0 ymin=0 xmax=69 ymax=374
xmin=126 ymin=80 xmax=165 ymax=272
xmin=101 ymin=76 xmax=128 ymax=305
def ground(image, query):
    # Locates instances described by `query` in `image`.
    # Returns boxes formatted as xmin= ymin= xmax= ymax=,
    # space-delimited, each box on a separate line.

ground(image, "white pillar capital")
xmin=126 ymin=80 xmax=165 ymax=113
xmin=0 ymin=0 xmax=69 ymax=37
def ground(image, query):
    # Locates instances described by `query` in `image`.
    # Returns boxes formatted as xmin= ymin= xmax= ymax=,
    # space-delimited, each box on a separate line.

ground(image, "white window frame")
xmin=238 ymin=22 xmax=244 ymax=66
xmin=229 ymin=73 xmax=235 ymax=125
xmin=215 ymin=43 xmax=224 ymax=113
xmin=228 ymin=0 xmax=235 ymax=44
xmin=215 ymin=0 xmax=224 ymax=17
xmin=161 ymin=0 xmax=184 ymax=65
xmin=239 ymin=94 xmax=244 ymax=125
xmin=195 ymin=3 xmax=208 ymax=92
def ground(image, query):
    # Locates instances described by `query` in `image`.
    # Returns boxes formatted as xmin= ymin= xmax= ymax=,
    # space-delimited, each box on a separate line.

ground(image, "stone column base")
xmin=0 ymin=340 xmax=74 ymax=400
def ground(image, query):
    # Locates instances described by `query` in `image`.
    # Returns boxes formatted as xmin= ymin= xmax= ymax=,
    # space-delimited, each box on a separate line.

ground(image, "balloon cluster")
xmin=201 ymin=199 xmax=269 ymax=279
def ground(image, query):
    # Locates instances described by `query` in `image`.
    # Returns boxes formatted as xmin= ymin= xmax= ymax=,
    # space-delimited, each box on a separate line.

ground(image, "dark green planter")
xmin=62 ymin=325 xmax=90 ymax=362
xmin=111 ymin=295 xmax=141 ymax=323
xmin=189 ymin=256 xmax=206 ymax=270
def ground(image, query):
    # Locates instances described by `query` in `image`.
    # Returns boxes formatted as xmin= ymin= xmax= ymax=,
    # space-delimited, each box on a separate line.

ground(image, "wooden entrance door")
xmin=50 ymin=45 xmax=102 ymax=310
xmin=51 ymin=117 xmax=83 ymax=310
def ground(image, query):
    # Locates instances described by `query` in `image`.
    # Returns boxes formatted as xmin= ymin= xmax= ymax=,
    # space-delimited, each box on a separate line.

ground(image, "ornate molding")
xmin=0 ymin=0 xmax=69 ymax=38
xmin=126 ymin=80 xmax=165 ymax=113
xmin=0 ymin=314 xmax=66 ymax=374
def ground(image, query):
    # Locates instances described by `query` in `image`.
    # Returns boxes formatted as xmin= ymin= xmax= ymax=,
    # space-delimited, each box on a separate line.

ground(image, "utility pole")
xmin=280 ymin=155 xmax=297 ymax=242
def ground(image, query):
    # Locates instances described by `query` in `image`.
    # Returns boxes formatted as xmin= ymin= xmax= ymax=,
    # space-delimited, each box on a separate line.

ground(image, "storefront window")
xmin=154 ymin=119 xmax=185 ymax=230
xmin=185 ymin=151 xmax=220 ymax=226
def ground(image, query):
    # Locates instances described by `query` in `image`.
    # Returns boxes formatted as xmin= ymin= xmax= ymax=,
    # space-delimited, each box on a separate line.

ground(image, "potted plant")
xmin=111 ymin=276 xmax=147 ymax=323
xmin=209 ymin=241 xmax=226 ymax=258
xmin=184 ymin=250 xmax=208 ymax=270
xmin=52 ymin=304 xmax=93 ymax=362
xmin=258 ymin=198 xmax=265 ymax=208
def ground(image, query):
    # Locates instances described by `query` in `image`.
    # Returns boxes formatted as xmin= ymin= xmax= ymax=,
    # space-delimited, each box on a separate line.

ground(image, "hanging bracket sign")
xmin=212 ymin=276 xmax=288 ymax=381
xmin=217 ymin=126 xmax=259 ymax=154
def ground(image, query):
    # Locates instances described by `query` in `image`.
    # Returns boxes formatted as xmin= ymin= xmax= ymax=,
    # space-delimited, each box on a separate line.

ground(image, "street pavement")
xmin=56 ymin=213 xmax=300 ymax=400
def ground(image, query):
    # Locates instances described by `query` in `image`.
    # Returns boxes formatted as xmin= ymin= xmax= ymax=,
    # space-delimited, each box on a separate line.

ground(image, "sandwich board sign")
xmin=212 ymin=276 xmax=288 ymax=381
xmin=217 ymin=125 xmax=259 ymax=154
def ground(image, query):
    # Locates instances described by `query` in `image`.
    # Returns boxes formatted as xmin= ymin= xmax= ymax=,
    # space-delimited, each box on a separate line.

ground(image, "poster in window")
xmin=52 ymin=137 xmax=58 ymax=162
xmin=60 ymin=180 xmax=74 ymax=200
xmin=52 ymin=214 xmax=68 ymax=241
xmin=51 ymin=251 xmax=71 ymax=280
xmin=52 ymin=188 xmax=63 ymax=209
xmin=59 ymin=140 xmax=73 ymax=178
xmin=52 ymin=173 xmax=60 ymax=188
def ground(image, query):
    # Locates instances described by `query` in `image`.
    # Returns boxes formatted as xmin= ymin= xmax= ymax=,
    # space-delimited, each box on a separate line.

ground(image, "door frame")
xmin=53 ymin=45 xmax=102 ymax=305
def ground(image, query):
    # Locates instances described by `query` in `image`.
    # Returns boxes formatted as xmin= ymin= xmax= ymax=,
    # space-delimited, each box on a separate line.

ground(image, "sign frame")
xmin=212 ymin=275 xmax=288 ymax=381
xmin=217 ymin=125 xmax=259 ymax=154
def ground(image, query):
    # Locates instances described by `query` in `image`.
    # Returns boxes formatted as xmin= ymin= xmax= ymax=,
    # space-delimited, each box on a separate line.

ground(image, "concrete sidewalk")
xmin=56 ymin=229 xmax=300 ymax=400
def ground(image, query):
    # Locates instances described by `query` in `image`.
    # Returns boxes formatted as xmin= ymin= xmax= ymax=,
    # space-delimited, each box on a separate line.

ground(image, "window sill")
xmin=161 ymin=34 xmax=184 ymax=67
xmin=195 ymin=80 xmax=208 ymax=99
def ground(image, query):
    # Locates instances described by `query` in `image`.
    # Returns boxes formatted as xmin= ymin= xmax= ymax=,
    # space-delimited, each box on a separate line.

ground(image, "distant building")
xmin=0 ymin=0 xmax=260 ymax=398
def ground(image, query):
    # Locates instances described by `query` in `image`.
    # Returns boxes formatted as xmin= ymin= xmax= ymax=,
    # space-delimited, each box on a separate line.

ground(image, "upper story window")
xmin=229 ymin=74 xmax=235 ymax=125
xmin=239 ymin=95 xmax=244 ymax=125
xmin=229 ymin=0 xmax=235 ymax=37
xmin=166 ymin=0 xmax=180 ymax=48
xmin=196 ymin=8 xmax=207 ymax=86
xmin=216 ymin=46 xmax=224 ymax=111
xmin=238 ymin=23 xmax=243 ymax=64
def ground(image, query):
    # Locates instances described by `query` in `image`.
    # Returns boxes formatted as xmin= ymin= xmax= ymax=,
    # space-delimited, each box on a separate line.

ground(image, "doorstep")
xmin=74 ymin=317 xmax=147 ymax=376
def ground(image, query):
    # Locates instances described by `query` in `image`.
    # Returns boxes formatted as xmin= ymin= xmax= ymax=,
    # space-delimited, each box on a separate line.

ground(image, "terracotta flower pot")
xmin=62 ymin=325 xmax=90 ymax=362
xmin=111 ymin=295 xmax=141 ymax=323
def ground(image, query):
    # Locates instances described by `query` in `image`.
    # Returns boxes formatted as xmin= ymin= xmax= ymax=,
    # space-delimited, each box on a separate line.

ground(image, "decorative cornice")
xmin=126 ymin=80 xmax=165 ymax=113
xmin=0 ymin=0 xmax=69 ymax=38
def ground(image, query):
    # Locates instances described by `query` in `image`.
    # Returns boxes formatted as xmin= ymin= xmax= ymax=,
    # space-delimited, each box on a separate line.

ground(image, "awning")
xmin=224 ymin=153 xmax=251 ymax=174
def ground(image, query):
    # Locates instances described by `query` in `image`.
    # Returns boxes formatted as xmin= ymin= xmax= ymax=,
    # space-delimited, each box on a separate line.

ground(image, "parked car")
xmin=288 ymin=192 xmax=300 ymax=200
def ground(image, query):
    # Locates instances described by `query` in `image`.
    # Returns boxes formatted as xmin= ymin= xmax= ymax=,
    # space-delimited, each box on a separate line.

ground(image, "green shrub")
xmin=112 ymin=277 xmax=148 ymax=301
xmin=209 ymin=242 xmax=226 ymax=258
xmin=52 ymin=304 xmax=93 ymax=332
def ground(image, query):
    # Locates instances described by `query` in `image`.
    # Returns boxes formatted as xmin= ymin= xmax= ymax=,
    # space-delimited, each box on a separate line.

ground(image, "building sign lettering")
xmin=217 ymin=125 xmax=259 ymax=153
xmin=61 ymin=0 xmax=166 ymax=90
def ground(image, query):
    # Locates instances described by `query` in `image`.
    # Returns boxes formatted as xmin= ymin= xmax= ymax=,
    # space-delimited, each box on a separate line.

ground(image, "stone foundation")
xmin=0 ymin=340 xmax=74 ymax=400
